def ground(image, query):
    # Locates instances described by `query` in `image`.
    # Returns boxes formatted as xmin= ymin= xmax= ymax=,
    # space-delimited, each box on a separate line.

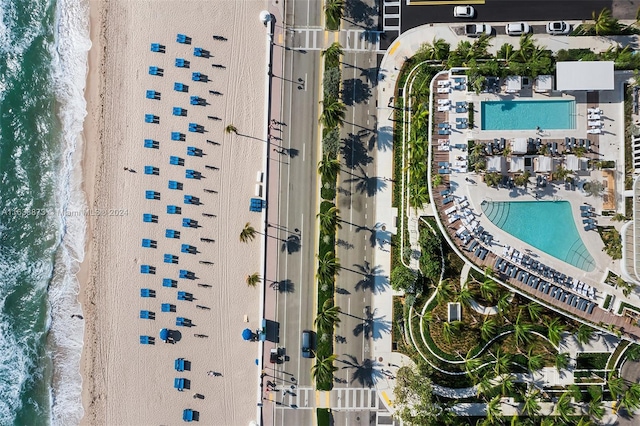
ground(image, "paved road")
xmin=268 ymin=1 xmax=322 ymax=426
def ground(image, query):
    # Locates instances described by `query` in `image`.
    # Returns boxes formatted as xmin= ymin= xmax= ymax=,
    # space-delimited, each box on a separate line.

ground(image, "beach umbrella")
xmin=242 ymin=328 xmax=254 ymax=341
xmin=160 ymin=328 xmax=170 ymax=341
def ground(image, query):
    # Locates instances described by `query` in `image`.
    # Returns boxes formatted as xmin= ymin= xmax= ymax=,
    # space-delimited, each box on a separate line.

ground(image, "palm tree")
xmin=587 ymin=386 xmax=604 ymax=421
xmin=526 ymin=348 xmax=544 ymax=372
xmin=576 ymin=324 xmax=595 ymax=345
xmin=555 ymin=352 xmax=570 ymax=371
xmin=409 ymin=185 xmax=429 ymax=212
xmin=546 ymin=318 xmax=566 ymax=347
xmin=317 ymin=251 xmax=341 ymax=282
xmin=555 ymin=391 xmax=574 ymax=423
xmin=456 ymin=286 xmax=473 ymax=307
xmin=435 ymin=280 xmax=454 ymax=304
xmin=607 ymin=372 xmax=626 ymax=399
xmin=246 ymin=273 xmax=261 ymax=287
xmin=480 ymin=317 xmax=497 ymax=342
xmin=311 ymin=353 xmax=338 ymax=385
xmin=497 ymin=292 xmax=511 ymax=314
xmin=240 ymin=222 xmax=257 ymax=242
xmin=319 ymin=97 xmax=347 ymax=129
xmin=514 ymin=312 xmax=533 ymax=348
xmin=484 ymin=172 xmax=502 ymax=187
xmin=421 ymin=37 xmax=450 ymax=61
xmin=225 ymin=124 xmax=238 ymax=134
xmin=317 ymin=205 xmax=342 ymax=235
xmin=587 ymin=8 xmax=620 ymax=36
xmin=554 ymin=165 xmax=570 ymax=181
xmin=485 ymin=395 xmax=503 ymax=425
xmin=317 ymin=155 xmax=341 ymax=182
xmin=492 ymin=350 xmax=511 ymax=376
xmin=525 ymin=302 xmax=542 ymax=322
xmin=441 ymin=321 xmax=461 ymax=343
xmin=315 ymin=298 xmax=341 ymax=333
xmin=522 ymin=390 xmax=541 ymax=417
xmin=465 ymin=351 xmax=483 ymax=379
xmin=324 ymin=0 xmax=344 ymax=31
xmin=621 ymin=382 xmax=640 ymax=412
xmin=322 ymin=42 xmax=343 ymax=65
xmin=480 ymin=279 xmax=499 ymax=302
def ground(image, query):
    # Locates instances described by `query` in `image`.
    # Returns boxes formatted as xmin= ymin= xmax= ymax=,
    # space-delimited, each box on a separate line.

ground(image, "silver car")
xmin=546 ymin=21 xmax=571 ymax=35
xmin=505 ymin=22 xmax=531 ymax=36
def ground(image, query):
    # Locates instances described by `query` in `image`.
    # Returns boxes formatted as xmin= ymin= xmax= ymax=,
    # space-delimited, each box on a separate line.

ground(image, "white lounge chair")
xmin=587 ymin=128 xmax=602 ymax=134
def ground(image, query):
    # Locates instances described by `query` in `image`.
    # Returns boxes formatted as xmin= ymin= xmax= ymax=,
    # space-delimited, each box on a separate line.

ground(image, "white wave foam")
xmin=47 ymin=0 xmax=91 ymax=425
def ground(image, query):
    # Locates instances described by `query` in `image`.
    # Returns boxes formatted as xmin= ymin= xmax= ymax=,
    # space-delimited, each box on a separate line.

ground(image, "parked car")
xmin=546 ymin=21 xmax=571 ymax=35
xmin=465 ymin=23 xmax=492 ymax=37
xmin=453 ymin=5 xmax=475 ymax=18
xmin=505 ymin=22 xmax=530 ymax=36
xmin=301 ymin=330 xmax=315 ymax=358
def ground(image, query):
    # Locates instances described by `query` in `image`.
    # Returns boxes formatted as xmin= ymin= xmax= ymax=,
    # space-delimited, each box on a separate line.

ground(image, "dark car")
xmin=301 ymin=330 xmax=315 ymax=358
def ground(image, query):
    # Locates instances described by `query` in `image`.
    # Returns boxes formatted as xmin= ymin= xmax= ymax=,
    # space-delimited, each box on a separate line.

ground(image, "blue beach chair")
xmin=171 ymin=132 xmax=186 ymax=142
xmin=173 ymin=107 xmax=187 ymax=117
xmin=148 ymin=66 xmax=163 ymax=76
xmin=141 ymin=238 xmax=157 ymax=248
xmin=183 ymin=409 xmax=194 ymax=422
xmin=191 ymin=72 xmax=207 ymax=82
xmin=177 ymin=290 xmax=192 ymax=300
xmin=140 ymin=336 xmax=155 ymax=345
xmin=146 ymin=90 xmax=160 ymax=100
xmin=174 ymin=82 xmax=188 ymax=93
xmin=143 ymin=213 xmax=158 ymax=223
xmin=145 ymin=190 xmax=160 ymax=200
xmin=186 ymin=146 xmax=202 ymax=157
xmin=166 ymin=229 xmax=180 ymax=239
xmin=141 ymin=288 xmax=155 ymax=298
xmin=182 ymin=218 xmax=198 ymax=228
xmin=144 ymin=139 xmax=160 ymax=149
xmin=161 ymin=303 xmax=176 ymax=313
xmin=145 ymin=114 xmax=159 ymax=124
xmin=174 ymin=377 xmax=186 ymax=391
xmin=175 ymin=58 xmax=190 ymax=68
xmin=175 ymin=358 xmax=185 ymax=371
xmin=168 ymin=180 xmax=183 ymax=190
xmin=176 ymin=33 xmax=191 ymax=44
xmin=164 ymin=254 xmax=179 ymax=264
xmin=140 ymin=310 xmax=155 ymax=320
xmin=150 ymin=43 xmax=165 ymax=53
xmin=144 ymin=166 xmax=159 ymax=175
xmin=190 ymin=96 xmax=204 ymax=106
xmin=184 ymin=195 xmax=199 ymax=205
xmin=167 ymin=205 xmax=182 ymax=214
xmin=185 ymin=169 xmax=201 ymax=179
xmin=140 ymin=265 xmax=155 ymax=274
xmin=163 ymin=278 xmax=177 ymax=288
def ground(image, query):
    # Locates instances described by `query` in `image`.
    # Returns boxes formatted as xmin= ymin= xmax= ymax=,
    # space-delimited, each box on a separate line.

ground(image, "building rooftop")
xmin=556 ymin=61 xmax=614 ymax=91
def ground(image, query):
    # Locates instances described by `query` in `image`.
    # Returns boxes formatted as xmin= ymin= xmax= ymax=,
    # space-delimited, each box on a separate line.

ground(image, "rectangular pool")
xmin=481 ymin=100 xmax=576 ymax=131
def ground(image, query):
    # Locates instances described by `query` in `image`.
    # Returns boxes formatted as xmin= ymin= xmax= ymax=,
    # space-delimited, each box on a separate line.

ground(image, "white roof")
xmin=565 ymin=154 xmax=583 ymax=171
xmin=512 ymin=137 xmax=528 ymax=155
xmin=509 ymin=157 xmax=525 ymax=172
xmin=535 ymin=75 xmax=553 ymax=92
xmin=556 ymin=61 xmax=614 ymax=91
xmin=535 ymin=156 xmax=552 ymax=172
xmin=505 ymin=75 xmax=522 ymax=93
xmin=487 ymin=156 xmax=505 ymax=173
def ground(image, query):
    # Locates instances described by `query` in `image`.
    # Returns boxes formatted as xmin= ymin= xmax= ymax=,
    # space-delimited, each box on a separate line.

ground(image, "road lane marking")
xmin=388 ymin=41 xmax=400 ymax=55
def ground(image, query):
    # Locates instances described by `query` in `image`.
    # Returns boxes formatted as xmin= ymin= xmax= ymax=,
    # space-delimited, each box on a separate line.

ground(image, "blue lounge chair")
xmin=182 ymin=218 xmax=198 ymax=228
xmin=176 ymin=33 xmax=191 ymax=44
xmin=144 ymin=139 xmax=160 ymax=149
xmin=166 ymin=229 xmax=180 ymax=239
xmin=181 ymin=244 xmax=196 ymax=254
xmin=145 ymin=114 xmax=159 ymax=124
xmin=144 ymin=166 xmax=159 ymax=175
xmin=175 ymin=58 xmax=190 ymax=68
xmin=143 ymin=213 xmax=158 ymax=223
xmin=171 ymin=132 xmax=186 ymax=142
xmin=179 ymin=270 xmax=193 ymax=279
xmin=141 ymin=288 xmax=155 ymax=297
xmin=193 ymin=47 xmax=204 ymax=57
xmin=167 ymin=205 xmax=181 ymax=214
xmin=186 ymin=146 xmax=202 ymax=157
xmin=456 ymin=123 xmax=468 ymax=130
xmin=176 ymin=317 xmax=189 ymax=326
xmin=174 ymin=377 xmax=185 ymax=391
xmin=183 ymin=409 xmax=194 ymax=422
xmin=140 ymin=310 xmax=155 ymax=320
xmin=140 ymin=336 xmax=155 ymax=345
xmin=164 ymin=254 xmax=179 ymax=264
xmin=177 ymin=291 xmax=192 ymax=300
xmin=185 ymin=169 xmax=201 ymax=179
xmin=175 ymin=358 xmax=185 ymax=371
xmin=161 ymin=303 xmax=176 ymax=313
xmin=146 ymin=90 xmax=160 ymax=100
xmin=438 ymin=129 xmax=451 ymax=135
xmin=145 ymin=190 xmax=160 ymax=200
xmin=173 ymin=107 xmax=187 ymax=116
xmin=168 ymin=180 xmax=182 ymax=190
xmin=192 ymin=72 xmax=207 ymax=82
xmin=149 ymin=66 xmax=163 ymax=76
xmin=174 ymin=82 xmax=189 ymax=93
xmin=169 ymin=156 xmax=184 ymax=166
xmin=184 ymin=195 xmax=199 ymax=205
xmin=141 ymin=238 xmax=156 ymax=248
xmin=140 ymin=265 xmax=155 ymax=274
xmin=438 ymin=123 xmax=450 ymax=129
xmin=190 ymin=96 xmax=204 ymax=106
xmin=163 ymin=278 xmax=177 ymax=288
xmin=150 ymin=43 xmax=163 ymax=52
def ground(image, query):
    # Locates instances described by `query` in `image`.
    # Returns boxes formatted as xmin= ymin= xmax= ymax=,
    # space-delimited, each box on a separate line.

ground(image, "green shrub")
xmin=603 ymin=294 xmax=612 ymax=310
xmin=468 ymin=102 xmax=474 ymax=128
xmin=323 ymin=67 xmax=340 ymax=99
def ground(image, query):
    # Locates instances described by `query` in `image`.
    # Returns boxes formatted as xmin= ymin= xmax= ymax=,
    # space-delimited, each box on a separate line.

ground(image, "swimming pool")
xmin=481 ymin=100 xmax=576 ymax=130
xmin=481 ymin=201 xmax=595 ymax=271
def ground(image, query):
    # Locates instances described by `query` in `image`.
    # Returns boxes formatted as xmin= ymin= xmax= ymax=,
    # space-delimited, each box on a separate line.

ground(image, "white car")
xmin=546 ymin=21 xmax=571 ymax=35
xmin=505 ymin=22 xmax=531 ymax=36
xmin=453 ymin=6 xmax=475 ymax=18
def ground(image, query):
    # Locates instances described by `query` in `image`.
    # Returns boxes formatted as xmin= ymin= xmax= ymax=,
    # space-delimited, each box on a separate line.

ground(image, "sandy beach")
xmin=80 ymin=1 xmax=267 ymax=424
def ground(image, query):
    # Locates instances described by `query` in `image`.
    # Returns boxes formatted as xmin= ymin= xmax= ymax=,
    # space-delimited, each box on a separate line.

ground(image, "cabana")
xmin=486 ymin=156 xmax=506 ymax=173
xmin=565 ymin=154 xmax=587 ymax=171
xmin=509 ymin=156 xmax=525 ymax=173
xmin=534 ymin=75 xmax=553 ymax=93
xmin=505 ymin=76 xmax=522 ymax=93
xmin=534 ymin=156 xmax=553 ymax=173
xmin=511 ymin=138 xmax=528 ymax=155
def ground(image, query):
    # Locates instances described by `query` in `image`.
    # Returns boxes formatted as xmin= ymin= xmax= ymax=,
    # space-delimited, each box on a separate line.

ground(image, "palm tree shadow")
xmin=345 ymin=0 xmax=378 ymax=29
xmin=341 ymin=133 xmax=373 ymax=170
xmin=353 ymin=306 xmax=391 ymax=340
xmin=338 ymin=354 xmax=383 ymax=388
xmin=271 ymin=279 xmax=294 ymax=293
xmin=342 ymin=78 xmax=371 ymax=106
xmin=353 ymin=261 xmax=389 ymax=294
xmin=377 ymin=126 xmax=393 ymax=152
xmin=281 ymin=234 xmax=301 ymax=254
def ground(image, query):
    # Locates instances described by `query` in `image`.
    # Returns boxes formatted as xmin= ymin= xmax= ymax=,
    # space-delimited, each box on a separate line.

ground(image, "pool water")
xmin=481 ymin=100 xmax=576 ymax=130
xmin=481 ymin=201 xmax=595 ymax=271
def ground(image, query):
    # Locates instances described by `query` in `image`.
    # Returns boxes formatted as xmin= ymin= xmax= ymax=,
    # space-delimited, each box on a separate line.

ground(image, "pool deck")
xmin=429 ymin=71 xmax=640 ymax=340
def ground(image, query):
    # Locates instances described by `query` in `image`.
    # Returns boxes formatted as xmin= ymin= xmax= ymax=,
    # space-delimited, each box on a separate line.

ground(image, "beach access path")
xmin=80 ymin=1 xmax=267 ymax=425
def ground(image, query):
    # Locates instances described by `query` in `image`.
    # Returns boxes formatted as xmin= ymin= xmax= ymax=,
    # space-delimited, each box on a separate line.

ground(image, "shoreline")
xmin=78 ymin=0 xmax=105 ymax=423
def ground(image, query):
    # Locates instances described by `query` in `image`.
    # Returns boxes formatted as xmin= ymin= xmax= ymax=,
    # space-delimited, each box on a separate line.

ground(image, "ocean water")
xmin=0 ymin=0 xmax=89 ymax=425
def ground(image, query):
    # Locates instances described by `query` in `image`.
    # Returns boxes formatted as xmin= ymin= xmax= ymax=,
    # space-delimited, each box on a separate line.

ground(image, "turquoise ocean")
xmin=0 ymin=0 xmax=89 ymax=424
